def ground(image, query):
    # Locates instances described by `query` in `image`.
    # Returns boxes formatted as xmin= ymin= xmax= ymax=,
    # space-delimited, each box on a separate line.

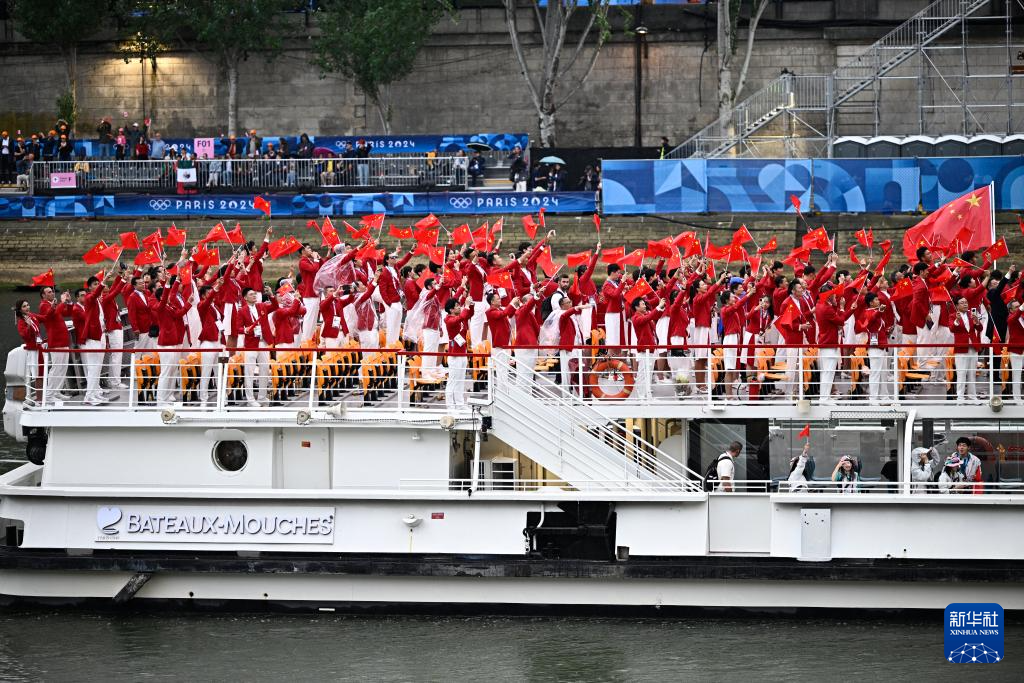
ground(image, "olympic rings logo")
xmin=149 ymin=199 xmax=171 ymax=210
xmin=449 ymin=197 xmax=473 ymax=209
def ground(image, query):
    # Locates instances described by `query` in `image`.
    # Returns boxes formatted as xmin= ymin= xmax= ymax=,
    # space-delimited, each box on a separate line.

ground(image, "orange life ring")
xmin=589 ymin=359 xmax=634 ymax=399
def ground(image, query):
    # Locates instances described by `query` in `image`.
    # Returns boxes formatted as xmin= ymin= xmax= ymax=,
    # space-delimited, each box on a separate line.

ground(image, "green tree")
xmin=312 ymin=0 xmax=453 ymax=134
xmin=150 ymin=0 xmax=291 ymax=135
xmin=11 ymin=0 xmax=107 ymax=132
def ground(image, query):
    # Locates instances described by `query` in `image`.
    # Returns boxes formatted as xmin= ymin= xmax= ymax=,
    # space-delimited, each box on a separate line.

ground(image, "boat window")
xmin=212 ymin=441 xmax=248 ymax=472
xmin=914 ymin=419 xmax=1024 ymax=482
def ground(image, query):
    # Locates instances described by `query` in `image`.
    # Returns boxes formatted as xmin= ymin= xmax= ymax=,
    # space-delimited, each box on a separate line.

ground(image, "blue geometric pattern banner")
xmin=0 ymin=191 xmax=595 ymax=220
xmin=602 ymin=156 xmax=1024 ymax=213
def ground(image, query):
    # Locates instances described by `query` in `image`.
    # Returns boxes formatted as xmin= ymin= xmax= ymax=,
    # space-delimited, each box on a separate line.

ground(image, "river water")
xmin=0 ymin=289 xmax=1021 ymax=680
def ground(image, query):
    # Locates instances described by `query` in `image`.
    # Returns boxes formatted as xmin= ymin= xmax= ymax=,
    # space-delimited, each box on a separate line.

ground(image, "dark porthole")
xmin=212 ymin=441 xmax=248 ymax=472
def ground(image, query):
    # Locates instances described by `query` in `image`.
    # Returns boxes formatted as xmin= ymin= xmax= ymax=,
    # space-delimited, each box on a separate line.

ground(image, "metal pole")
xmin=1007 ymin=0 xmax=1013 ymax=134
xmin=961 ymin=4 xmax=969 ymax=135
xmin=633 ymin=30 xmax=643 ymax=148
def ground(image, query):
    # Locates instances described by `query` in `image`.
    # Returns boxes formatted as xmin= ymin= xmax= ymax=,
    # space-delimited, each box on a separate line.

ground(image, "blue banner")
xmin=0 ymin=191 xmax=595 ymax=220
xmin=602 ymin=156 xmax=1024 ymax=214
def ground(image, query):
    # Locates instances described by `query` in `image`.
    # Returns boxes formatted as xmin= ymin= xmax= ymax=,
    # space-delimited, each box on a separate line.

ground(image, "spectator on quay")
xmin=134 ymin=135 xmax=150 ymax=161
xmin=42 ymin=130 xmax=58 ymax=162
xmin=452 ymin=149 xmax=468 ymax=187
xmin=55 ymin=118 xmax=72 ymax=140
xmin=911 ymin=446 xmax=939 ymax=493
xmin=296 ymin=133 xmax=314 ymax=159
xmin=938 ymin=455 xmax=968 ymax=493
xmin=319 ymin=153 xmax=337 ymax=186
xmin=15 ymin=153 xmax=33 ymax=192
xmin=355 ymin=138 xmax=371 ymax=185
xmin=57 ymin=135 xmax=74 ymax=162
xmin=149 ymin=132 xmax=167 ymax=160
xmin=264 ymin=142 xmax=279 ymax=159
xmin=127 ymin=122 xmax=145 ymax=157
xmin=114 ymin=128 xmax=128 ymax=161
xmin=468 ymin=149 xmax=486 ymax=187
xmin=786 ymin=441 xmax=813 ymax=492
xmin=96 ymin=118 xmax=113 ymax=160
xmin=175 ymin=151 xmax=198 ymax=195
xmin=277 ymin=137 xmax=290 ymax=158
xmin=207 ymin=156 xmax=223 ymax=188
xmin=246 ymin=129 xmax=262 ymax=158
xmin=547 ymin=163 xmax=566 ymax=191
xmin=25 ymin=134 xmax=40 ymax=162
xmin=221 ymin=134 xmax=243 ymax=159
xmin=0 ymin=130 xmax=12 ymax=183
xmin=831 ymin=454 xmax=860 ymax=493
xmin=578 ymin=164 xmax=599 ymax=191
xmin=658 ymin=136 xmax=672 ymax=159
xmin=13 ymin=136 xmax=26 ymax=168
xmin=508 ymin=145 xmax=527 ymax=191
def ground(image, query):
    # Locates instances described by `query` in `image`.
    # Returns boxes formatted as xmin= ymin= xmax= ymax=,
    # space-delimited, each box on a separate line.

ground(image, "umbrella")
xmin=539 ymin=156 xmax=566 ymax=164
xmin=466 ymin=142 xmax=492 ymax=152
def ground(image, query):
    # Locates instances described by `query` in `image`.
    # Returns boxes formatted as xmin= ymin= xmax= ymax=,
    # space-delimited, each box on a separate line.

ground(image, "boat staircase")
xmin=486 ymin=354 xmax=702 ymax=492
xmin=668 ymin=0 xmax=993 ymax=159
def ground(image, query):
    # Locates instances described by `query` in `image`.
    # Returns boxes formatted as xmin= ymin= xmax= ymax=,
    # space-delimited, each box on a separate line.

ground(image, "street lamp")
xmin=634 ymin=23 xmax=648 ymax=148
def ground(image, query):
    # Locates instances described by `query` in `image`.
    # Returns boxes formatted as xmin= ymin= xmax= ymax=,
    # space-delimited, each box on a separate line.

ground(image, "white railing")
xmin=399 ymin=478 xmax=697 ymax=493
xmin=30 ymin=157 xmax=466 ymax=193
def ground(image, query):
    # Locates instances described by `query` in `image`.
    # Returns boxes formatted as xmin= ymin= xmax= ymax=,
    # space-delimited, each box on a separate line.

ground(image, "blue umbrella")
xmin=538 ymin=156 xmax=566 ymax=164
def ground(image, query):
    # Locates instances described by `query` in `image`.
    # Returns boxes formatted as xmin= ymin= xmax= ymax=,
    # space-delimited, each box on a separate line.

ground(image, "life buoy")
xmin=589 ymin=359 xmax=634 ymax=399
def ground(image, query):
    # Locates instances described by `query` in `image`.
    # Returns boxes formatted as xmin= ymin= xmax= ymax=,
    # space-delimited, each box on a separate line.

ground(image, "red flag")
xmin=276 ymin=280 xmax=292 ymax=295
xmin=746 ymin=252 xmax=762 ymax=273
xmin=929 ymin=286 xmax=953 ymax=304
xmin=82 ymin=241 xmax=108 ymax=265
xmin=360 ymin=213 xmax=385 ymax=230
xmin=538 ymin=207 xmax=546 ymax=228
xmin=426 ymin=245 xmax=446 ymax=266
xmin=226 ymin=224 xmax=245 ymax=245
xmin=879 ymin=239 xmax=892 ymax=252
xmin=253 ymin=195 xmax=271 ymax=217
xmin=344 ymin=221 xmax=371 ymax=240
xmin=773 ymin=303 xmax=799 ymax=332
xmin=486 ymin=270 xmax=514 ymax=289
xmin=903 ymin=186 xmax=993 ymax=260
xmin=306 ymin=219 xmax=320 ymax=231
xmin=672 ymin=231 xmax=696 ymax=248
xmin=205 ymin=223 xmax=229 ymax=243
xmin=166 ymin=225 xmax=187 ymax=247
xmin=142 ymin=229 xmax=163 ymax=250
xmin=472 ymin=225 xmax=493 ymax=251
xmin=944 ymin=238 xmax=965 ymax=258
xmin=847 ymin=245 xmax=859 ymax=265
xmin=704 ymin=241 xmax=730 ymax=261
xmin=522 ymin=214 xmax=538 ymax=240
xmin=414 ymin=214 xmax=441 ymax=230
xmin=1002 ymin=282 xmax=1020 ymax=304
xmin=119 ymin=231 xmax=140 ymax=250
xmin=853 ymin=228 xmax=874 ymax=249
xmin=179 ymin=263 xmax=194 ymax=287
xmin=193 ymin=245 xmax=220 ymax=268
xmin=931 ymin=267 xmax=956 ymax=286
xmin=388 ymin=225 xmax=413 ymax=240
xmin=947 ymin=256 xmax=973 ymax=269
xmin=268 ymin=236 xmax=302 ymax=259
xmin=982 ymin=236 xmax=1009 ymax=262
xmin=413 ymin=227 xmax=439 ymax=246
xmin=452 ymin=224 xmax=473 ymax=245
xmin=535 ymin=245 xmax=560 ymax=277
xmin=782 ymin=246 xmax=811 ymax=268
xmin=802 ymin=226 xmax=832 ymax=253
xmin=355 ymin=240 xmax=381 ymax=262
xmin=567 ymin=250 xmax=593 ymax=269
xmin=873 ymin=250 xmax=892 ymax=276
xmin=134 ymin=247 xmax=161 ymax=266
xmin=890 ymin=277 xmax=913 ymax=301
xmin=31 ymin=269 xmax=55 ymax=287
xmin=100 ymin=244 xmax=123 ymax=262
xmin=1019 ymin=215 xmax=1024 ymax=237
xmin=797 ymin=424 xmax=810 ymax=439
xmin=646 ymin=240 xmax=673 ymax=259
xmin=320 ymin=223 xmax=340 ymax=249
xmin=756 ymin=236 xmax=779 ymax=254
xmin=790 ymin=194 xmax=802 ymax=214
xmin=490 ymin=217 xmax=503 ymax=237
xmin=617 ymin=248 xmax=645 ymax=268
xmin=666 ymin=251 xmax=683 ymax=272
xmin=731 ymin=224 xmax=753 ymax=246
xmin=623 ymin=278 xmax=653 ymax=304
xmin=593 ymin=214 xmax=601 ymax=232
xmin=601 ymin=246 xmax=626 ymax=264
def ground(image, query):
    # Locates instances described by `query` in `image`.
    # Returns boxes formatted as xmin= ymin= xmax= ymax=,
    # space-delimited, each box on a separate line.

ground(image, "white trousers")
xmin=104 ymin=329 xmax=124 ymax=387
xmin=383 ymin=301 xmax=403 ymax=347
xmin=421 ymin=328 xmax=441 ymax=380
xmin=1010 ymin=352 xmax=1024 ymax=403
xmin=604 ymin=312 xmax=621 ymax=347
xmin=81 ymin=339 xmax=105 ymax=403
xmin=580 ymin=307 xmax=593 ymax=345
xmin=300 ymin=296 xmax=320 ymax=342
xmin=955 ymin=351 xmax=978 ymax=401
xmin=722 ymin=333 xmax=740 ymax=372
xmin=819 ymin=347 xmax=840 ymax=400
xmin=156 ymin=345 xmax=181 ymax=405
xmin=867 ymin=348 xmax=888 ymax=403
xmin=666 ymin=336 xmax=692 ymax=378
xmin=469 ymin=299 xmax=487 ymax=346
xmin=633 ymin=351 xmax=653 ymax=401
xmin=740 ymin=330 xmax=756 ymax=369
xmin=779 ymin=345 xmax=800 ymax=397
xmin=446 ymin=355 xmax=468 ymax=408
xmin=243 ymin=349 xmax=271 ymax=403
xmin=559 ymin=349 xmax=581 ymax=395
xmin=46 ymin=350 xmax=68 ymax=396
xmin=323 ymin=335 xmax=345 ymax=350
xmin=515 ymin=348 xmax=537 ymax=387
xmin=135 ymin=333 xmax=154 ymax=352
xmin=692 ymin=326 xmax=712 ymax=360
xmin=198 ymin=340 xmax=220 ymax=403
xmin=358 ymin=330 xmax=379 ymax=351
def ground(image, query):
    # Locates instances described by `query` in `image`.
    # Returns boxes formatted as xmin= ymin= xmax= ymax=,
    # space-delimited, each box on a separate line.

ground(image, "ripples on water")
xmin=0 ymin=612 xmax=1020 ymax=681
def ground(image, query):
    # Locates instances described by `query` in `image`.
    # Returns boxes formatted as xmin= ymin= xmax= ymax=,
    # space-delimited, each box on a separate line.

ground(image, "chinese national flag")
xmin=360 ymin=213 xmax=385 ymax=230
xmin=142 ymin=229 xmax=163 ymax=250
xmin=452 ymin=224 xmax=473 ymax=245
xmin=166 ymin=225 xmax=188 ymax=247
xmin=193 ymin=246 xmax=220 ymax=268
xmin=704 ymin=241 xmax=730 ymax=261
xmin=134 ymin=247 xmax=161 ymax=266
xmin=672 ymin=231 xmax=696 ymax=248
xmin=874 ymin=249 xmax=892 ymax=276
xmin=538 ymin=207 xmax=546 ymax=228
xmin=205 ymin=223 xmax=229 ymax=243
xmin=567 ymin=250 xmax=592 ymax=269
xmin=522 ymin=214 xmax=538 ymax=240
xmin=847 ymin=245 xmax=859 ymax=264
xmin=600 ymin=246 xmax=626 ymax=263
xmin=617 ymin=248 xmax=645 ymax=268
xmin=891 ymin=277 xmax=913 ymax=301
xmin=179 ymin=263 xmax=193 ymax=287
xmin=853 ymin=228 xmax=874 ymax=249
xmin=1019 ymin=214 xmax=1024 ymax=237
xmin=100 ymin=244 xmax=123 ymax=262
xmin=490 ymin=217 xmax=503 ymax=237
xmin=414 ymin=213 xmax=441 ymax=230
xmin=486 ymin=269 xmax=514 ymax=289
xmin=624 ymin=278 xmax=653 ymax=304
xmin=746 ymin=252 xmax=761 ymax=273
xmin=982 ymin=236 xmax=1009 ymax=263
xmin=798 ymin=424 xmax=810 ymax=439
xmin=903 ymin=185 xmax=993 ymax=260
xmin=757 ymin=236 xmax=779 ymax=254
xmin=802 ymin=226 xmax=832 ymax=252
xmin=773 ymin=303 xmax=799 ymax=332
xmin=731 ymin=224 xmax=753 ymax=246
xmin=320 ymin=223 xmax=340 ymax=249
xmin=268 ymin=236 xmax=302 ymax=259
xmin=414 ymin=227 xmax=439 ymax=246
xmin=929 ymin=286 xmax=953 ymax=304
xmin=31 ymin=269 xmax=55 ymax=287
xmin=1002 ymin=282 xmax=1020 ymax=304
xmin=344 ymin=221 xmax=371 ymax=240
xmin=535 ymin=245 xmax=560 ymax=277
xmin=646 ymin=240 xmax=673 ymax=259
xmin=226 ymin=224 xmax=245 ymax=245
xmin=119 ymin=231 xmax=140 ymax=250
xmin=879 ymin=239 xmax=892 ymax=252
xmin=253 ymin=195 xmax=271 ymax=217
xmin=426 ymin=245 xmax=446 ymax=265
xmin=388 ymin=225 xmax=413 ymax=240
xmin=593 ymin=214 xmax=601 ymax=232
xmin=790 ymin=194 xmax=802 ymax=214
xmin=472 ymin=225 xmax=492 ymax=251
xmin=82 ymin=241 xmax=108 ymax=265
xmin=306 ymin=219 xmax=320 ymax=231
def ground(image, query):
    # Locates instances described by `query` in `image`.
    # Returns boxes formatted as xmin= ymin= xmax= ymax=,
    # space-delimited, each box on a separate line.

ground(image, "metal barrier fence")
xmin=30 ymin=157 xmax=466 ymax=194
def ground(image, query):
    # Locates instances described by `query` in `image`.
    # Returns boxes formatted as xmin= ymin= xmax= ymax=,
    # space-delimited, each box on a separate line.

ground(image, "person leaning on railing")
xmin=831 ymin=455 xmax=861 ymax=493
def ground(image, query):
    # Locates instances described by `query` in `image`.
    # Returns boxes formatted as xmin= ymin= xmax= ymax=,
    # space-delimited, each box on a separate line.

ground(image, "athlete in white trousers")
xmin=156 ymin=345 xmax=181 ymax=406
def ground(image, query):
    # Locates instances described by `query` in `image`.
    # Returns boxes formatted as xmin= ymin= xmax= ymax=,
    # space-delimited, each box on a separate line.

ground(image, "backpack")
xmin=703 ymin=455 xmax=730 ymax=492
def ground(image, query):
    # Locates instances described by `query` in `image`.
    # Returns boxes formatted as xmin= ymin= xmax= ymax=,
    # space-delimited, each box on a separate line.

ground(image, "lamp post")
xmin=634 ymin=23 xmax=648 ymax=149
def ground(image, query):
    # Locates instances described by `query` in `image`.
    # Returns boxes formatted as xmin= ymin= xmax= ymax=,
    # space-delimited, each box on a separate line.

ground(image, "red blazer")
xmin=486 ymin=303 xmax=517 ymax=348
xmin=667 ymin=295 xmax=690 ymax=340
xmin=721 ymin=297 xmax=747 ymax=337
xmin=235 ymin=300 xmax=275 ymax=349
xmin=950 ymin=310 xmax=983 ymax=353
xmin=197 ymin=296 xmax=222 ymax=343
xmin=445 ymin=304 xmax=473 ymax=352
xmin=557 ymin=307 xmax=585 ymax=347
xmin=856 ymin=309 xmax=891 ymax=348
xmin=320 ymin=295 xmax=347 ymax=338
xmin=17 ymin=316 xmax=44 ymax=351
xmin=630 ymin=307 xmax=663 ymax=351
xmin=1008 ymin=310 xmax=1024 ymax=355
xmin=156 ymin=284 xmax=190 ymax=346
xmin=126 ymin=287 xmax=155 ymax=334
xmin=513 ymin=297 xmax=540 ymax=346
xmin=81 ymin=284 xmax=105 ymax=343
xmin=601 ymin=279 xmax=624 ymax=314
xmin=270 ymin=297 xmax=305 ymax=346
xmin=691 ymin=284 xmax=722 ymax=328
xmin=403 ymin=278 xmax=421 ymax=309
xmin=38 ymin=299 xmax=73 ymax=348
xmin=814 ymin=300 xmax=853 ymax=347
xmin=100 ymin=277 xmax=127 ymax=332
xmin=297 ymin=256 xmax=323 ymax=298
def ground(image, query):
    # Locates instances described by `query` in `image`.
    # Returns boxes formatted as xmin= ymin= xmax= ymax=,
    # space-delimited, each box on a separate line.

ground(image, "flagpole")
xmin=989 ymin=180 xmax=996 ymax=244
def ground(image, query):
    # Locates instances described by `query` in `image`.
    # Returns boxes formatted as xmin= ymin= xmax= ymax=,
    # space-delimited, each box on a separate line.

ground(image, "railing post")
xmin=396 ymin=353 xmax=407 ymax=410
xmin=127 ymin=353 xmax=136 ymax=409
xmin=39 ymin=352 xmax=48 ymax=407
xmin=216 ymin=357 xmax=227 ymax=412
xmin=893 ymin=347 xmax=900 ymax=404
xmin=988 ymin=347 xmax=995 ymax=403
xmin=308 ymin=350 xmax=319 ymax=410
xmin=797 ymin=347 xmax=805 ymax=402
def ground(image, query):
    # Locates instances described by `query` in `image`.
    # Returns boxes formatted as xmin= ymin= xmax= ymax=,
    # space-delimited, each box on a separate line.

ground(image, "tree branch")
xmin=555 ymin=30 xmax=606 ymax=109
xmin=733 ymin=0 xmax=770 ymax=103
xmin=504 ymin=0 xmax=542 ymax=111
xmin=558 ymin=7 xmax=598 ymax=80
xmin=530 ymin=0 xmax=547 ymax=54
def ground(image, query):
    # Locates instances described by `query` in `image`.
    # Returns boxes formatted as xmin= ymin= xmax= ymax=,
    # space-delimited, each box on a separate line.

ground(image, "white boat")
xmin=1 ymin=341 xmax=1022 ymax=612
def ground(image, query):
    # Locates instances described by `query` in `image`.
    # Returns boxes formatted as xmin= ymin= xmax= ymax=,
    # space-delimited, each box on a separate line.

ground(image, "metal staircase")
xmin=487 ymin=354 xmax=702 ymax=492
xmin=668 ymin=0 xmax=993 ymax=159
